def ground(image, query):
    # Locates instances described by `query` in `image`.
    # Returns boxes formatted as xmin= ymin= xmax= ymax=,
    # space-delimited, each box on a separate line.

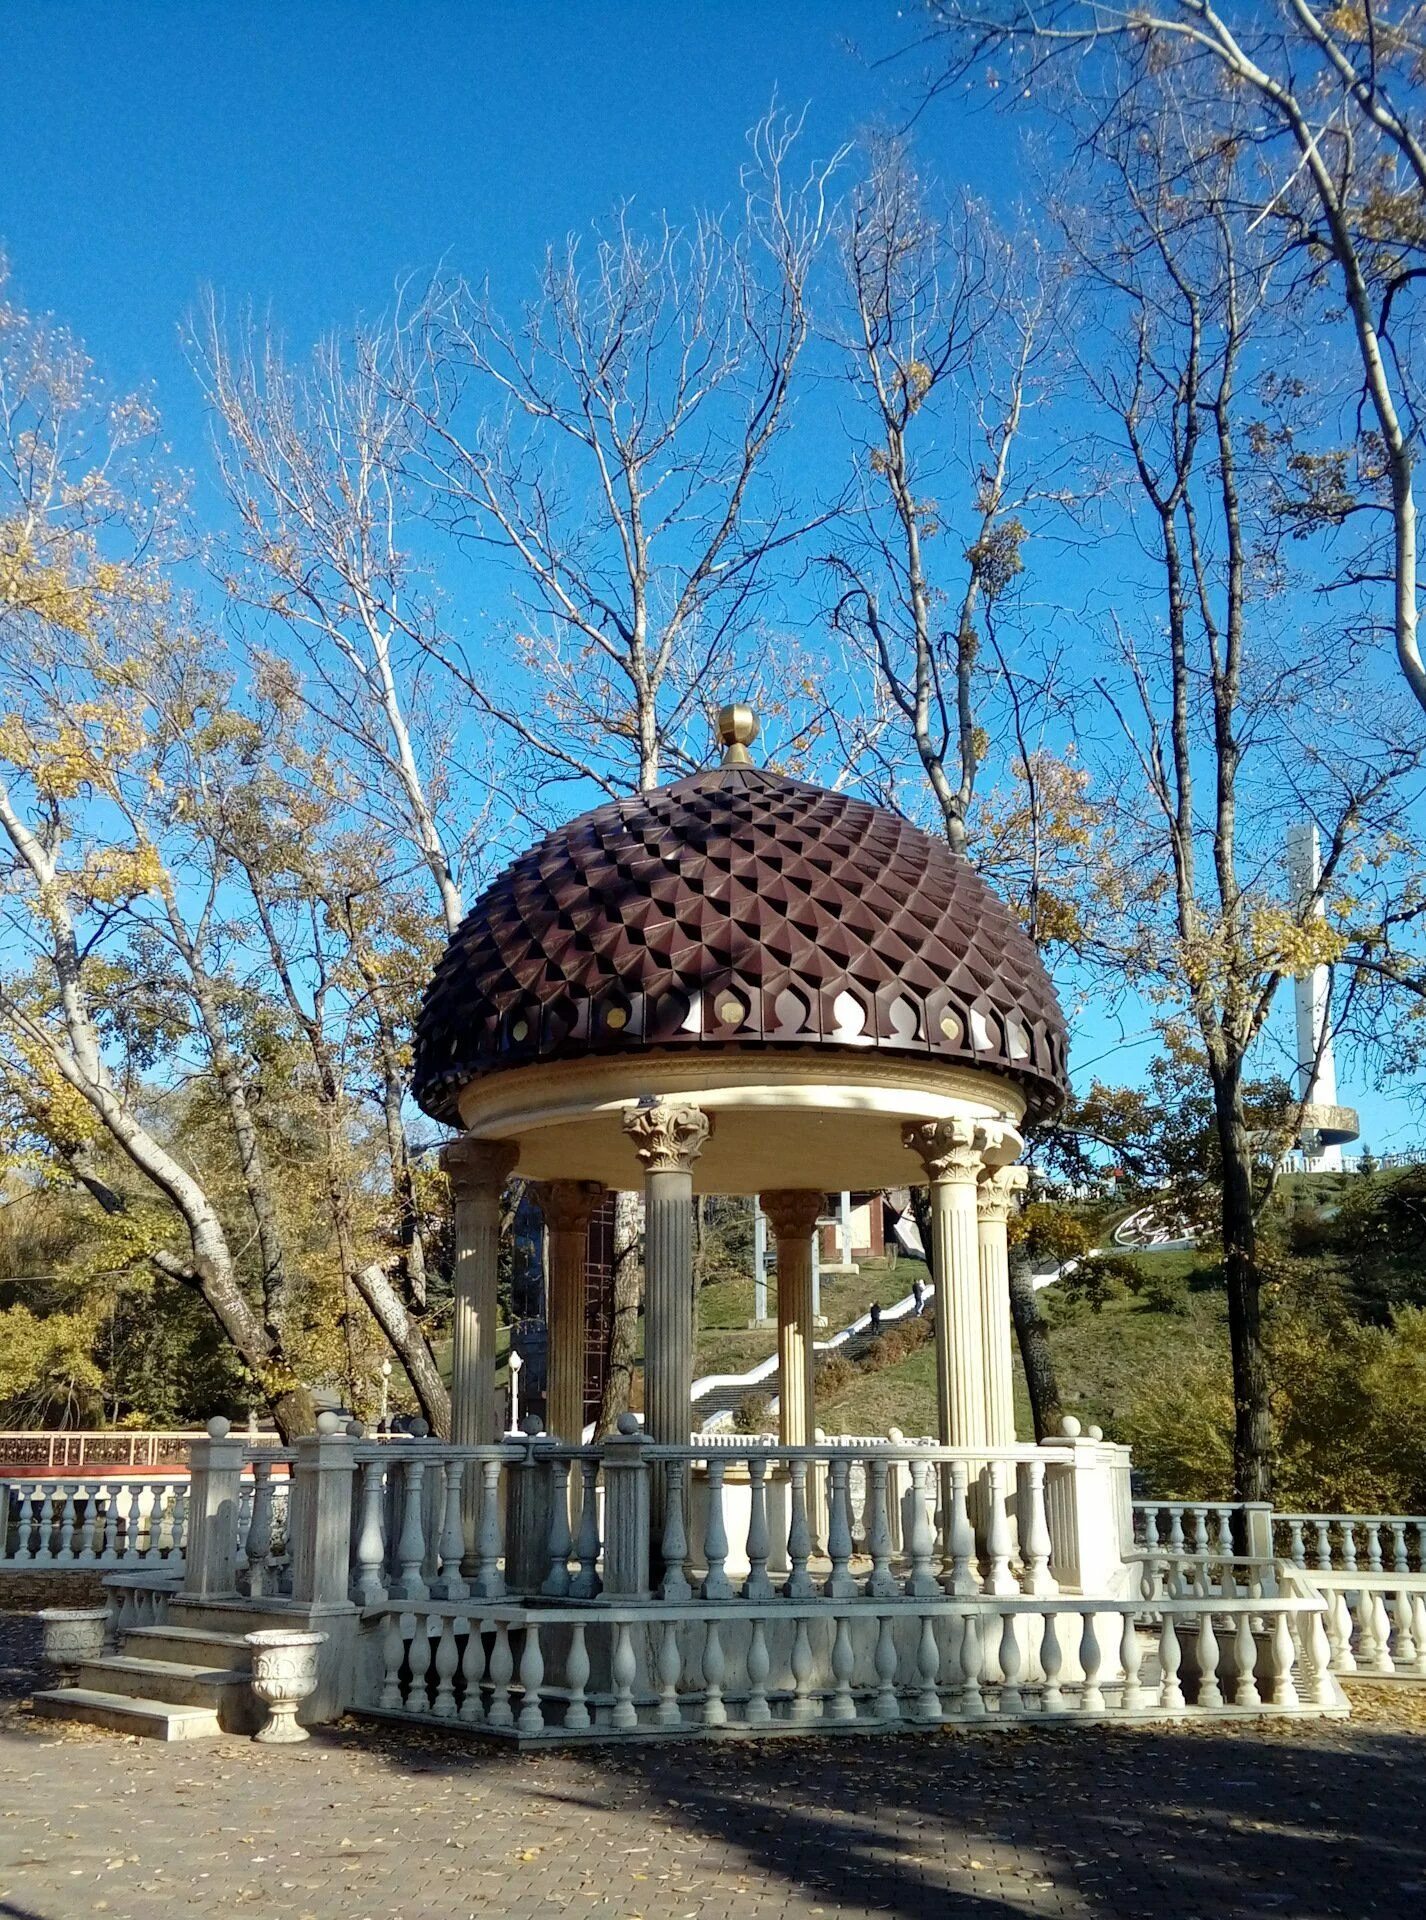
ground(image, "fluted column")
xmin=537 ymin=1181 xmax=603 ymax=1444
xmin=903 ymin=1119 xmax=993 ymax=1450
xmin=622 ymin=1102 xmax=711 ymax=1446
xmin=441 ymin=1137 xmax=519 ymax=1447
xmin=977 ymin=1163 xmax=1028 ymax=1447
xmin=760 ymin=1190 xmax=824 ymax=1449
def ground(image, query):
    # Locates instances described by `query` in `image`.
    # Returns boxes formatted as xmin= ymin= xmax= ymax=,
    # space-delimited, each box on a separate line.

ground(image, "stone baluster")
xmin=1371 ymin=1590 xmax=1394 ymax=1673
xmin=1166 ymin=1506 xmax=1186 ymax=1558
xmin=1214 ymin=1506 xmax=1234 ymax=1557
xmin=1158 ymin=1610 xmax=1184 ymax=1710
xmin=564 ymin=1624 xmax=591 ymax=1733
xmin=746 ymin=1618 xmax=772 ymax=1726
xmin=906 ymin=1458 xmax=939 ymax=1599
xmin=487 ymin=1624 xmax=515 ymax=1728
xmin=1306 ymin=1608 xmax=1338 ymax=1706
xmin=958 ymin=1611 xmax=985 ymax=1718
xmin=1392 ymin=1588 xmax=1418 ymax=1668
xmin=786 ymin=1459 xmax=814 ymax=1599
xmin=790 ymin=1616 xmax=818 ymax=1724
xmin=1040 ymin=1612 xmax=1065 ymax=1715
xmin=610 ymin=1623 xmax=638 ymax=1731
xmin=378 ymin=1612 xmax=407 ymax=1710
xmin=1390 ymin=1521 xmax=1410 ymax=1574
xmin=982 ymin=1461 xmax=1015 ymax=1596
xmin=1189 ymin=1508 xmax=1209 ymax=1556
xmin=1327 ymin=1589 xmax=1355 ymax=1671
xmin=1269 ymin=1611 xmax=1299 ymax=1707
xmin=701 ymin=1620 xmax=728 ymax=1728
xmin=54 ymin=1486 xmax=77 ymax=1564
xmin=73 ymin=1486 xmax=98 ymax=1566
xmin=701 ymin=1458 xmax=733 ymax=1600
xmin=1339 ymin=1521 xmax=1358 ymax=1573
xmin=1196 ymin=1612 xmax=1223 ymax=1709
xmin=1120 ymin=1612 xmax=1143 ymax=1711
xmin=517 ymin=1625 xmax=545 ymax=1735
xmin=459 ymin=1620 xmax=486 ymax=1724
xmin=656 ymin=1619 xmax=683 ymax=1727
xmin=874 ymin=1615 xmax=901 ymax=1721
xmin=1412 ymin=1595 xmax=1426 ymax=1676
xmin=828 ymin=1617 xmax=857 ymax=1722
xmin=472 ymin=1459 xmax=506 ymax=1600
xmin=393 ymin=1458 xmax=429 ymax=1602
xmin=743 ymin=1455 xmax=773 ymax=1600
xmin=1366 ymin=1523 xmax=1385 ymax=1574
xmin=824 ymin=1458 xmax=856 ymax=1598
xmin=865 ymin=1458 xmax=896 ymax=1599
xmin=407 ymin=1614 xmax=432 ymax=1712
xmin=431 ymin=1460 xmax=469 ymax=1602
xmin=659 ymin=1458 xmax=692 ymax=1601
xmin=1313 ymin=1519 xmax=1332 ymax=1571
xmin=1287 ymin=1519 xmax=1306 ymax=1568
xmin=35 ymin=1485 xmax=56 ymax=1563
xmin=246 ymin=1461 xmax=276 ymax=1598
xmin=1079 ymin=1612 xmax=1104 ymax=1712
xmin=432 ymin=1618 xmax=459 ymax=1719
xmin=944 ymin=1459 xmax=978 ymax=1596
xmin=998 ymin=1612 xmax=1023 ymax=1714
xmin=542 ymin=1459 xmax=573 ymax=1598
xmin=1234 ymin=1611 xmax=1261 ymax=1707
xmin=1019 ymin=1460 xmax=1055 ymax=1597
xmin=353 ymin=1460 xmax=389 ymax=1606
xmin=1140 ymin=1506 xmax=1161 ymax=1552
xmin=571 ymin=1460 xmax=601 ymax=1598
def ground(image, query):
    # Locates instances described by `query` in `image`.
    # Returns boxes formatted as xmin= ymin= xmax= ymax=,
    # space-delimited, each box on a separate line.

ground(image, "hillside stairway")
xmin=32 ymin=1597 xmax=291 ymax=1741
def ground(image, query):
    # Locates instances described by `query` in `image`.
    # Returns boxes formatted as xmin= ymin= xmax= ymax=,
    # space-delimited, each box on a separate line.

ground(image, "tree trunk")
xmin=350 ymin=1260 xmax=451 ymax=1437
xmin=596 ymin=1191 xmax=643 ymax=1435
xmin=1008 ymin=1252 xmax=1063 ymax=1441
xmin=1213 ymin=1063 xmax=1274 ymax=1503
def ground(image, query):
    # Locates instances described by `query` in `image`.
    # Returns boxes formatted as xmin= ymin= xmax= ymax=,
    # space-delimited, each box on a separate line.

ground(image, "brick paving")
xmin=3 ymin=1607 xmax=1425 ymax=1919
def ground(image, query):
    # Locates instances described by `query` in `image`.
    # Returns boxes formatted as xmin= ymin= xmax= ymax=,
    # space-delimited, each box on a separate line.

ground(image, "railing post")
xmin=1242 ymin=1502 xmax=1275 ymax=1564
xmin=181 ymin=1416 xmax=246 ymax=1599
xmin=600 ymin=1416 xmax=652 ymax=1600
xmin=1040 ymin=1421 xmax=1131 ymax=1595
xmin=289 ymin=1413 xmax=358 ymax=1606
xmin=503 ymin=1419 xmax=553 ymax=1595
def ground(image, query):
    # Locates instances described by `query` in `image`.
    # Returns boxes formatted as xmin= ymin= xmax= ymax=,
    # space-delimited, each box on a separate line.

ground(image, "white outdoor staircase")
xmin=33 ymin=1597 xmax=284 ymax=1740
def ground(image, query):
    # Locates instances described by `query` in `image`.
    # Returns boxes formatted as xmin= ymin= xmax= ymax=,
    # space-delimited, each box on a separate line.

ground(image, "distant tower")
xmin=1285 ymin=823 xmax=1359 ymax=1172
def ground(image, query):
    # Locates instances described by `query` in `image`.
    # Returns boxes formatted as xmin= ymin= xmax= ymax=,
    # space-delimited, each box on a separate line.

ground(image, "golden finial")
xmin=716 ymin=703 xmax=759 ymax=768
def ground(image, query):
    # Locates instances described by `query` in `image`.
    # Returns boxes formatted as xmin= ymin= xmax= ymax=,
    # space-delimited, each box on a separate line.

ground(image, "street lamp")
xmin=379 ymin=1357 xmax=393 ymax=1428
xmin=507 ymin=1349 xmax=523 ymax=1434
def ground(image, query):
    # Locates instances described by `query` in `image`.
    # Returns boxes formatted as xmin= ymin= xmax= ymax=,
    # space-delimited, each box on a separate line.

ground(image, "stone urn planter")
xmin=37 ymin=1605 xmax=110 ymax=1681
xmin=244 ymin=1629 xmax=327 ymax=1743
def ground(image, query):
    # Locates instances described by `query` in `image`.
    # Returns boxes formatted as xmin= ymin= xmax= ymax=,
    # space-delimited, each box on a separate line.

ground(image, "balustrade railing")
xmin=347 ymin=1440 xmax=532 ymax=1609
xmin=1276 ymin=1511 xmax=1426 ymax=1576
xmin=363 ymin=1590 xmax=1336 ymax=1739
xmin=0 ymin=1475 xmax=189 ymax=1569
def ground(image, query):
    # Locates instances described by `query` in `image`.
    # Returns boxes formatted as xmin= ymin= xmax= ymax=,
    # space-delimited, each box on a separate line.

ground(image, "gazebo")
xmin=415 ymin=705 xmax=1066 ymax=1465
xmin=37 ymin=708 xmax=1339 ymax=1744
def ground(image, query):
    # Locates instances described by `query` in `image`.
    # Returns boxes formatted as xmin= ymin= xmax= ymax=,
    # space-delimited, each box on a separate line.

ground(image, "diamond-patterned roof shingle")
xmin=413 ymin=765 xmax=1069 ymax=1123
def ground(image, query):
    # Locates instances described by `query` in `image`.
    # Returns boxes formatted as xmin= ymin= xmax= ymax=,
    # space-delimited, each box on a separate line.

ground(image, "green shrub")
xmin=730 ymin=1391 xmax=771 ymax=1433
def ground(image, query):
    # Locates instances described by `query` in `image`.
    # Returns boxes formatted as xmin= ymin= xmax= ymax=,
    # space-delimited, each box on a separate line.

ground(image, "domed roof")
xmin=414 ymin=742 xmax=1068 ymax=1126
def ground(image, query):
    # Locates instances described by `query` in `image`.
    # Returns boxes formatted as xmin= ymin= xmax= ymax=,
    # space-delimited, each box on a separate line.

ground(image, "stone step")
xmin=32 ymin=1686 xmax=222 ymax=1741
xmin=73 ymin=1655 xmax=263 ymax=1733
xmin=122 ymin=1624 xmax=254 ymax=1670
xmin=166 ymin=1597 xmax=304 ymax=1637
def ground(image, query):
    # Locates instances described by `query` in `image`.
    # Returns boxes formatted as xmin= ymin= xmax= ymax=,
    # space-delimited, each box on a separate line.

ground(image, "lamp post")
xmin=379 ymin=1358 xmax=392 ymax=1429
xmin=508 ymin=1349 xmax=524 ymax=1434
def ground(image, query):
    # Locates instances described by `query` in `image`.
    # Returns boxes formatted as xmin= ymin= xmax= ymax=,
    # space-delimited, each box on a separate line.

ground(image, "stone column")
xmin=977 ymin=1163 xmax=1028 ymax=1447
xmin=441 ymin=1137 xmax=519 ymax=1447
xmin=760 ymin=1190 xmax=824 ymax=1449
xmin=903 ymin=1119 xmax=992 ymax=1450
xmin=622 ymin=1102 xmax=711 ymax=1446
xmin=537 ymin=1180 xmax=603 ymax=1443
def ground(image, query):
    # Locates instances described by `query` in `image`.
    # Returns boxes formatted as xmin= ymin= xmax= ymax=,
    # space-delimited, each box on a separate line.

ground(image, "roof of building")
xmin=413 ymin=717 xmax=1069 ymax=1125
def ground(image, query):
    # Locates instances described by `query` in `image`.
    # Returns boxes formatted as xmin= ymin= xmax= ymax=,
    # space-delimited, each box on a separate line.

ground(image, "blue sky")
xmin=2 ymin=2 xmax=1419 ymax=1153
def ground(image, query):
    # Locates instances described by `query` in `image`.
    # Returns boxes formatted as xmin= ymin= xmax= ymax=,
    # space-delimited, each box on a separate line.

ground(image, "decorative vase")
xmin=37 ymin=1605 xmax=111 ymax=1680
xmin=244 ymin=1629 xmax=328 ymax=1742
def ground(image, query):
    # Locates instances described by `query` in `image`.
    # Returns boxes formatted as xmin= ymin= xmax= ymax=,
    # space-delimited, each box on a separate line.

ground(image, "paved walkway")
xmin=3 ymin=1608 xmax=1425 ymax=1919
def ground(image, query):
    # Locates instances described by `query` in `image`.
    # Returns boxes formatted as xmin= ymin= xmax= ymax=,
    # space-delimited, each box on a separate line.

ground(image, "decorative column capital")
xmin=440 ymin=1136 xmax=519 ymax=1196
xmin=977 ymin=1162 xmax=1029 ymax=1224
xmin=537 ymin=1179 xmax=604 ymax=1235
xmin=622 ymin=1101 xmax=711 ymax=1175
xmin=758 ymin=1189 xmax=825 ymax=1240
xmin=902 ymin=1117 xmax=988 ymax=1184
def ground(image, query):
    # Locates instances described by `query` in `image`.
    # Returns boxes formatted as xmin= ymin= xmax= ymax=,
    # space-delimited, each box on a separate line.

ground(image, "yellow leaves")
xmin=0 ymin=700 xmax=149 ymax=799
xmin=76 ymin=839 xmax=166 ymax=905
xmin=0 ymin=517 xmax=152 ymax=638
xmin=12 ymin=1039 xmax=97 ymax=1155
xmin=1247 ymin=903 xmax=1348 ymax=977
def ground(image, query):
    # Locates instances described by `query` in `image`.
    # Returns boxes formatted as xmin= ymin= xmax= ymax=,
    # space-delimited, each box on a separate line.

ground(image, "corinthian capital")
xmin=902 ymin=1117 xmax=991 ymax=1184
xmin=622 ymin=1101 xmax=711 ymax=1175
xmin=977 ymin=1162 xmax=1029 ymax=1224
xmin=538 ymin=1179 xmax=603 ymax=1235
xmin=441 ymin=1136 xmax=519 ymax=1197
xmin=759 ymin=1189 xmax=825 ymax=1241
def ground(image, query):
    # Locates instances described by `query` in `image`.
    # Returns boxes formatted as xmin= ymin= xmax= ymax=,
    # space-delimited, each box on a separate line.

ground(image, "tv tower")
xmin=1285 ymin=823 xmax=1359 ymax=1173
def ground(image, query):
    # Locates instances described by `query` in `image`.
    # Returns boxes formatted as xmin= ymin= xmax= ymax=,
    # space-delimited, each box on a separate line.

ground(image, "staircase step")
xmin=166 ymin=1598 xmax=304 ymax=1637
xmin=122 ymin=1624 xmax=253 ymax=1669
xmin=32 ymin=1686 xmax=222 ymax=1741
xmin=75 ymin=1655 xmax=263 ymax=1733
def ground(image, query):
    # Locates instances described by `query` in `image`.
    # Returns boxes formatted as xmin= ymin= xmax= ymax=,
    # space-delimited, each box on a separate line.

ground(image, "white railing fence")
xmin=363 ymin=1590 xmax=1337 ymax=1740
